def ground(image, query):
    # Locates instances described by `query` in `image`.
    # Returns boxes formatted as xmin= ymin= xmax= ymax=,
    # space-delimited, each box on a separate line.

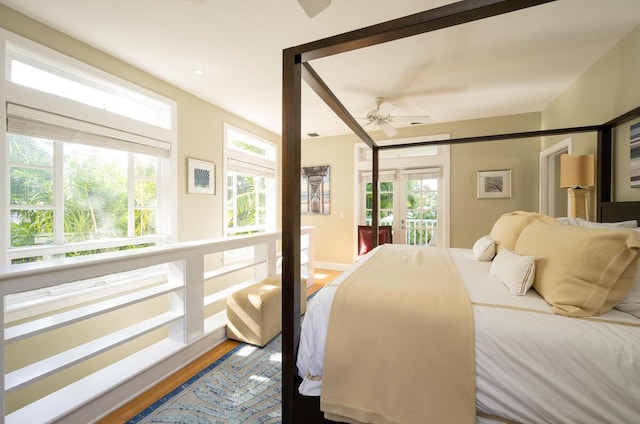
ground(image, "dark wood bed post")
xmin=282 ymin=47 xmax=302 ymax=424
xmin=597 ymin=126 xmax=613 ymax=222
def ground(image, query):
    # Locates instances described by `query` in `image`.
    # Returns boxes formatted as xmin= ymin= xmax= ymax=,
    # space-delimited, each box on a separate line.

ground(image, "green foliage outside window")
xmin=8 ymin=134 xmax=158 ymax=261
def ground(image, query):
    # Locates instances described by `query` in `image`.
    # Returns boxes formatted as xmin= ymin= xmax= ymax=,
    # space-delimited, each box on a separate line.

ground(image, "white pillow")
xmin=614 ymin=262 xmax=640 ymax=318
xmin=472 ymin=235 xmax=495 ymax=261
xmin=490 ymin=249 xmax=536 ymax=295
xmin=581 ymin=219 xmax=638 ymax=229
xmin=556 ymin=217 xmax=638 ymax=229
xmin=555 ymin=217 xmax=585 ymax=226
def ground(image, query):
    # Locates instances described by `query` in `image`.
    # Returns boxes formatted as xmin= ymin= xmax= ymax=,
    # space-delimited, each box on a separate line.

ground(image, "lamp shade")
xmin=560 ymin=154 xmax=594 ymax=188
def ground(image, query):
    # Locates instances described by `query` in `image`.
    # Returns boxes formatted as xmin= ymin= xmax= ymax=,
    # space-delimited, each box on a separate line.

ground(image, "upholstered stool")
xmin=226 ymin=283 xmax=282 ymax=347
xmin=226 ymin=275 xmax=308 ymax=347
xmin=260 ymin=274 xmax=308 ymax=315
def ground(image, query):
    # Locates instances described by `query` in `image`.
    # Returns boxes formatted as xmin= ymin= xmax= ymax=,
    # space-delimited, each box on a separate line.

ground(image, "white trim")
xmin=313 ymin=260 xmax=352 ymax=271
xmin=539 ymin=138 xmax=572 ymax=216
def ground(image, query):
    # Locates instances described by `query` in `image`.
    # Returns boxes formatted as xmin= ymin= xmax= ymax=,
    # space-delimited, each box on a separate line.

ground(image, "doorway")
xmin=362 ymin=169 xmax=440 ymax=245
xmin=540 ymin=138 xmax=572 ymax=217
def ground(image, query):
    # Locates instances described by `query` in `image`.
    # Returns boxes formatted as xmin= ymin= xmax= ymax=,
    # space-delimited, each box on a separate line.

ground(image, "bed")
xmin=280 ymin=1 xmax=640 ymax=423
xmin=296 ymin=220 xmax=640 ymax=423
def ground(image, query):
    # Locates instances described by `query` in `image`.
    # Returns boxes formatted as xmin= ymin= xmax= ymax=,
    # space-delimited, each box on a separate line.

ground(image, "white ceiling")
xmin=2 ymin=0 xmax=640 ymax=138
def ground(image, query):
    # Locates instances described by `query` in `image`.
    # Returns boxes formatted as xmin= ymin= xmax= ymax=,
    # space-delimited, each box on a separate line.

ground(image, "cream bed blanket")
xmin=320 ymin=245 xmax=476 ymax=424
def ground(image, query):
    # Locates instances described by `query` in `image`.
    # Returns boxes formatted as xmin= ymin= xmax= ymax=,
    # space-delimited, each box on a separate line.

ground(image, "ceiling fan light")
xmin=297 ymin=0 xmax=331 ymax=18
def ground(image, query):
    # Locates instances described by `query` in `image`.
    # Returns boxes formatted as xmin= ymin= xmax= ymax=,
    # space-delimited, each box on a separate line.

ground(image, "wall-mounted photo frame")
xmin=477 ymin=169 xmax=511 ymax=199
xmin=188 ymin=158 xmax=215 ymax=195
xmin=301 ymin=165 xmax=330 ymax=214
xmin=630 ymin=122 xmax=640 ymax=188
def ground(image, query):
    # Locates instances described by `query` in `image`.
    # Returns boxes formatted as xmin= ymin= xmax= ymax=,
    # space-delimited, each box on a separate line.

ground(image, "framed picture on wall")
xmin=477 ymin=169 xmax=511 ymax=199
xmin=188 ymin=158 xmax=215 ymax=195
xmin=630 ymin=122 xmax=640 ymax=188
xmin=301 ymin=165 xmax=330 ymax=214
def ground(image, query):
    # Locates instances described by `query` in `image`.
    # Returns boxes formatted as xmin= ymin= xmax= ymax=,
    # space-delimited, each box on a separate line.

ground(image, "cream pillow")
xmin=489 ymin=249 xmax=536 ymax=295
xmin=515 ymin=220 xmax=640 ymax=317
xmin=472 ymin=235 xmax=495 ymax=261
xmin=490 ymin=211 xmax=558 ymax=253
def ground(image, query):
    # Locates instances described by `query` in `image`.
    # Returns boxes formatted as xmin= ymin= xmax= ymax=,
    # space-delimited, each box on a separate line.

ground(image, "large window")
xmin=2 ymin=30 xmax=176 ymax=266
xmin=224 ymin=125 xmax=277 ymax=236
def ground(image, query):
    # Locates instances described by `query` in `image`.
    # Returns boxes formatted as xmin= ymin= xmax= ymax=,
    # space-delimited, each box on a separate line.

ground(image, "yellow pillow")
xmin=490 ymin=211 xmax=557 ymax=253
xmin=515 ymin=220 xmax=640 ymax=317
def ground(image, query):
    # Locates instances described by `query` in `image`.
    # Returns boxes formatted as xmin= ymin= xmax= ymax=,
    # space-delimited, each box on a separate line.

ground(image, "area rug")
xmin=128 ymin=335 xmax=283 ymax=424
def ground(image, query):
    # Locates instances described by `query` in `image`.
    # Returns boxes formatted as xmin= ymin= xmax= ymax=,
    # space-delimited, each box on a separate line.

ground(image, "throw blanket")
xmin=321 ymin=244 xmax=476 ymax=424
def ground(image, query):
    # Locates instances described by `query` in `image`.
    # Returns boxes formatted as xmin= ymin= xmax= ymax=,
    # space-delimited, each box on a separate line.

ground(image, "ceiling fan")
xmin=297 ymin=0 xmax=331 ymax=17
xmin=356 ymin=97 xmax=429 ymax=137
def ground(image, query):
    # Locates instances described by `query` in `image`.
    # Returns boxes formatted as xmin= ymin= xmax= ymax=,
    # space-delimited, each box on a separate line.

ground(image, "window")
xmin=2 ymin=31 xmax=176 ymax=266
xmin=224 ymin=125 xmax=277 ymax=236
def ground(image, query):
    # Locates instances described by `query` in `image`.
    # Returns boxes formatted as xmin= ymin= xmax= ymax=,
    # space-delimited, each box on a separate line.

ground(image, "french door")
xmin=363 ymin=168 xmax=439 ymax=246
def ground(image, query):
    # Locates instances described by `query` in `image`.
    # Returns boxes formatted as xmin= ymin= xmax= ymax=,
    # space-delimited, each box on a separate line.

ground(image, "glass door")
xmin=362 ymin=169 xmax=440 ymax=246
xmin=402 ymin=171 xmax=439 ymax=246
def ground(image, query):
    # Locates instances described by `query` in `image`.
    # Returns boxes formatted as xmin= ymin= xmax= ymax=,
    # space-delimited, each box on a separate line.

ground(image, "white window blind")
xmin=7 ymin=103 xmax=171 ymax=158
xmin=401 ymin=167 xmax=441 ymax=180
xmin=362 ymin=170 xmax=397 ymax=182
xmin=227 ymin=158 xmax=276 ymax=178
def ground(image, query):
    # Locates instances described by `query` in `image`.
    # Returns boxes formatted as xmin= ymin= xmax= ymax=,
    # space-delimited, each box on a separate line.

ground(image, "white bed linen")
xmin=297 ymin=247 xmax=640 ymax=424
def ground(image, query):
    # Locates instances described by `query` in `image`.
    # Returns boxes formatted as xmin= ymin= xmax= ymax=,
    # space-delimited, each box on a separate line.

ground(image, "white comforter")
xmin=297 ymin=247 xmax=640 ymax=424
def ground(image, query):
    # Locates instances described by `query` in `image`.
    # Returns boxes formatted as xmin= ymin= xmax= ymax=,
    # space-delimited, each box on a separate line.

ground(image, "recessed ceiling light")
xmin=193 ymin=68 xmax=204 ymax=76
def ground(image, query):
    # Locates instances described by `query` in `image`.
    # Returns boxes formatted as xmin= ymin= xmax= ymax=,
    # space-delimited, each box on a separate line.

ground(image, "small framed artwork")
xmin=477 ymin=169 xmax=511 ymax=199
xmin=188 ymin=158 xmax=215 ymax=195
xmin=301 ymin=165 xmax=330 ymax=214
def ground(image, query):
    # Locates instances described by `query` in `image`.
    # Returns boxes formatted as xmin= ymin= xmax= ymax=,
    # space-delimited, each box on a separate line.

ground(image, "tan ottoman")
xmin=226 ymin=283 xmax=282 ymax=347
xmin=260 ymin=274 xmax=307 ymax=315
xmin=226 ymin=275 xmax=308 ymax=347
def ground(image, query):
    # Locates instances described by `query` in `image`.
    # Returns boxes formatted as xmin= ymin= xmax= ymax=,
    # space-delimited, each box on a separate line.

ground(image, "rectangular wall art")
xmin=630 ymin=122 xmax=640 ymax=188
xmin=477 ymin=169 xmax=511 ymax=199
xmin=188 ymin=158 xmax=215 ymax=195
xmin=301 ymin=165 xmax=330 ymax=214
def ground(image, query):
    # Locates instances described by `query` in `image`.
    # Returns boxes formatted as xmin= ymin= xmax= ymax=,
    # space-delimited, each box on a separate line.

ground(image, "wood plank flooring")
xmin=98 ymin=269 xmax=341 ymax=423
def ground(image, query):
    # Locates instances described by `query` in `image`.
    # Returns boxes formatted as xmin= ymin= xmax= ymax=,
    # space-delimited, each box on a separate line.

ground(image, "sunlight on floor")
xmin=249 ymin=375 xmax=269 ymax=382
xmin=315 ymin=273 xmax=328 ymax=279
xmin=236 ymin=345 xmax=258 ymax=357
xmin=270 ymin=352 xmax=282 ymax=362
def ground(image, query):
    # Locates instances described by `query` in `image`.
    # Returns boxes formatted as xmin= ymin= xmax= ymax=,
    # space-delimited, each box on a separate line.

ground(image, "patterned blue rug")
xmin=128 ymin=335 xmax=283 ymax=424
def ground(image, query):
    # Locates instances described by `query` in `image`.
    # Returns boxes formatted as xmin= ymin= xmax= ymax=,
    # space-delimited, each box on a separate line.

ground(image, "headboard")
xmin=599 ymin=202 xmax=640 ymax=223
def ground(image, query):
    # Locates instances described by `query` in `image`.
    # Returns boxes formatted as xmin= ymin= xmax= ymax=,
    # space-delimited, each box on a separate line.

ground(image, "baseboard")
xmin=314 ymin=261 xmax=352 ymax=271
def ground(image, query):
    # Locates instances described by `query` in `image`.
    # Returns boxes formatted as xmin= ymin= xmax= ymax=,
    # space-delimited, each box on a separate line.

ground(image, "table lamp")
xmin=560 ymin=153 xmax=594 ymax=220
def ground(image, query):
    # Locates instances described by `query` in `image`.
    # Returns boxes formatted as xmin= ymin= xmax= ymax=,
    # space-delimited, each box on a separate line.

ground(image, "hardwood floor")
xmin=99 ymin=269 xmax=341 ymax=423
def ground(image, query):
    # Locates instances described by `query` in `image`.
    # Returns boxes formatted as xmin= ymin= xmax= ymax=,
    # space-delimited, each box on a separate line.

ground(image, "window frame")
xmin=1 ymin=28 xmax=178 ymax=266
xmin=223 ymin=124 xmax=277 ymax=237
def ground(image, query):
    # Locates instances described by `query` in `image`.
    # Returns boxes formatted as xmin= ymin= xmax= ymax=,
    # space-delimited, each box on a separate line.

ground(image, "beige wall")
xmin=302 ymin=113 xmax=542 ymax=264
xmin=0 ymin=4 xmax=281 ymax=244
xmin=542 ymin=23 xmax=640 ymax=208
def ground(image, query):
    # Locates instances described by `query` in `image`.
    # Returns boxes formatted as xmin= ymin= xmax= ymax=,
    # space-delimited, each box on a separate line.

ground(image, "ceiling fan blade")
xmin=392 ymin=115 xmax=430 ymax=124
xmin=380 ymin=122 xmax=398 ymax=137
xmin=297 ymin=0 xmax=331 ymax=17
xmin=377 ymin=101 xmax=396 ymax=116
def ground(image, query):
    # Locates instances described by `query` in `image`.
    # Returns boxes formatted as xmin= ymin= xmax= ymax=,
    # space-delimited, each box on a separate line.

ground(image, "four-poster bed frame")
xmin=281 ymin=0 xmax=640 ymax=422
